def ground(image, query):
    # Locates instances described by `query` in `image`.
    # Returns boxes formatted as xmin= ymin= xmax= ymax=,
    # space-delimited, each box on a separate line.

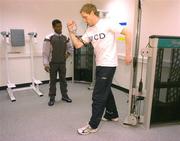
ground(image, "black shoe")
xmin=48 ymin=97 xmax=55 ymax=106
xmin=62 ymin=96 xmax=72 ymax=103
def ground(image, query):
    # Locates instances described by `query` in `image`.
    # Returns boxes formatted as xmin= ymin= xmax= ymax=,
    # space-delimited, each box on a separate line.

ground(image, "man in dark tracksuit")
xmin=43 ymin=19 xmax=73 ymax=106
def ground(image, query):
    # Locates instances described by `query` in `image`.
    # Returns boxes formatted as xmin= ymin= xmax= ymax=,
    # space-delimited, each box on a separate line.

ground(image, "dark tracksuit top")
xmin=42 ymin=33 xmax=73 ymax=96
xmin=42 ymin=33 xmax=73 ymax=65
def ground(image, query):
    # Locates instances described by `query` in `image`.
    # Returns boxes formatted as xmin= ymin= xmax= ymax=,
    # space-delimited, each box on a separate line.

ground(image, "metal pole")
xmin=123 ymin=0 xmax=143 ymax=126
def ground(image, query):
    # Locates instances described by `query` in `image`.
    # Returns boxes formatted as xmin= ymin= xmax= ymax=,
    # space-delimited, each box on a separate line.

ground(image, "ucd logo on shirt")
xmin=90 ymin=33 xmax=105 ymax=41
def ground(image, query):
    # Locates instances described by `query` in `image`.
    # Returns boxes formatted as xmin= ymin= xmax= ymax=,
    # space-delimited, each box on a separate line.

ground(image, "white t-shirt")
xmin=82 ymin=18 xmax=123 ymax=67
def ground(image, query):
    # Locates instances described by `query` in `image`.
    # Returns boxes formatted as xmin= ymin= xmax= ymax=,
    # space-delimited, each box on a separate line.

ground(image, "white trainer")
xmin=102 ymin=117 xmax=119 ymax=122
xmin=77 ymin=124 xmax=98 ymax=135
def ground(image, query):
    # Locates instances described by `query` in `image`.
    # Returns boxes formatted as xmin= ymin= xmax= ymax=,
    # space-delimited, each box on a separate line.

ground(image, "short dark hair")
xmin=80 ymin=3 xmax=99 ymax=16
xmin=52 ymin=19 xmax=62 ymax=27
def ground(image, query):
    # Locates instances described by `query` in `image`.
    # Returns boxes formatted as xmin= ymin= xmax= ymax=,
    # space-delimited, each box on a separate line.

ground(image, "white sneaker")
xmin=102 ymin=117 xmax=119 ymax=122
xmin=77 ymin=124 xmax=98 ymax=135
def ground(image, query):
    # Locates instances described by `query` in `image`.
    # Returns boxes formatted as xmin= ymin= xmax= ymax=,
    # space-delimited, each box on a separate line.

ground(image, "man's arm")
xmin=121 ymin=27 xmax=132 ymax=64
xmin=42 ymin=39 xmax=51 ymax=72
xmin=67 ymin=20 xmax=85 ymax=49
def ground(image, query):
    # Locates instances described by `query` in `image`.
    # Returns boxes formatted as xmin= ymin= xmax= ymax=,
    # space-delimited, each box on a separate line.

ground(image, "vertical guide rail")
xmin=27 ymin=32 xmax=43 ymax=97
xmin=29 ymin=35 xmax=34 ymax=86
xmin=123 ymin=0 xmax=143 ymax=126
xmin=131 ymin=0 xmax=142 ymax=112
xmin=4 ymin=35 xmax=10 ymax=84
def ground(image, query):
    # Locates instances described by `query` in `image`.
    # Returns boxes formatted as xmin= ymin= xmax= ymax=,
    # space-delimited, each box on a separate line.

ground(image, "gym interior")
xmin=0 ymin=0 xmax=179 ymax=141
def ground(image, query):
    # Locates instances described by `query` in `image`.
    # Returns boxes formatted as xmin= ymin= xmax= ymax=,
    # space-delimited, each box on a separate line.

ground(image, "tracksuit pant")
xmin=49 ymin=62 xmax=68 ymax=98
xmin=89 ymin=66 xmax=119 ymax=129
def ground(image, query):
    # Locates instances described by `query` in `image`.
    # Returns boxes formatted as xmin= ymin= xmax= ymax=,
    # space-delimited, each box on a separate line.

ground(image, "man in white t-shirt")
xmin=67 ymin=3 xmax=131 ymax=135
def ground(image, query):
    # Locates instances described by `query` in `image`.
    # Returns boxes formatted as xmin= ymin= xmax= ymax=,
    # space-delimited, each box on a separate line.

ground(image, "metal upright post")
xmin=123 ymin=0 xmax=144 ymax=126
xmin=1 ymin=31 xmax=16 ymax=102
xmin=28 ymin=32 xmax=43 ymax=97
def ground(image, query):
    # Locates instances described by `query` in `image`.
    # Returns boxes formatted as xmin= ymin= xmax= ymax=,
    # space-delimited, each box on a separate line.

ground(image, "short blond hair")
xmin=80 ymin=3 xmax=99 ymax=16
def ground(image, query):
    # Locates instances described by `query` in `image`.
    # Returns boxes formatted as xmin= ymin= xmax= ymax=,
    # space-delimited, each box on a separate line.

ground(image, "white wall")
xmin=0 ymin=0 xmax=89 ymax=53
xmin=0 ymin=1 xmax=3 ymax=86
xmin=0 ymin=0 xmax=3 ymax=45
xmin=0 ymin=0 xmax=2 ymax=26
xmin=0 ymin=0 xmax=90 ymax=87
xmin=140 ymin=0 xmax=180 ymax=50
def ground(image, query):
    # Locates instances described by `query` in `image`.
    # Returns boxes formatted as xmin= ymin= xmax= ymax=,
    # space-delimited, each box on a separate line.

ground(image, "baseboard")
xmin=0 ymin=77 xmax=72 ymax=90
xmin=0 ymin=86 xmax=6 ymax=90
xmin=111 ymin=84 xmax=129 ymax=94
xmin=0 ymin=78 xmax=129 ymax=94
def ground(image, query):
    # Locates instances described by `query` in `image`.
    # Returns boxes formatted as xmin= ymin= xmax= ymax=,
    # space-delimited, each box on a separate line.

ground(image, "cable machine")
xmin=123 ymin=0 xmax=180 ymax=128
xmin=0 ymin=31 xmax=43 ymax=102
xmin=143 ymin=35 xmax=180 ymax=128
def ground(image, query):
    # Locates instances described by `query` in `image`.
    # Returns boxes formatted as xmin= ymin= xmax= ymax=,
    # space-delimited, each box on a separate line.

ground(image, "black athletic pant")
xmin=89 ymin=66 xmax=119 ymax=129
xmin=49 ymin=62 xmax=67 ymax=98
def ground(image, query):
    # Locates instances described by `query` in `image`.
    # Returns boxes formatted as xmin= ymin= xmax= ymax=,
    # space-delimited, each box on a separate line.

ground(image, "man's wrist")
xmin=69 ymin=30 xmax=76 ymax=34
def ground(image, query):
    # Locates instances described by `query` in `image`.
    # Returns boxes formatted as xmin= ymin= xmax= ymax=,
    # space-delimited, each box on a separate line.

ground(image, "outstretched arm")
xmin=121 ymin=27 xmax=132 ymax=64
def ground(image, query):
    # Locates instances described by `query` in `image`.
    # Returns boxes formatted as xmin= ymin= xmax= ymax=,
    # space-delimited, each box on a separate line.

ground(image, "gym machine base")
xmin=1 ymin=31 xmax=43 ymax=102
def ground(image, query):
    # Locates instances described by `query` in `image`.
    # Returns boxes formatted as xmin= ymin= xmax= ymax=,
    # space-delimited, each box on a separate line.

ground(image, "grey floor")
xmin=0 ymin=82 xmax=179 ymax=141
